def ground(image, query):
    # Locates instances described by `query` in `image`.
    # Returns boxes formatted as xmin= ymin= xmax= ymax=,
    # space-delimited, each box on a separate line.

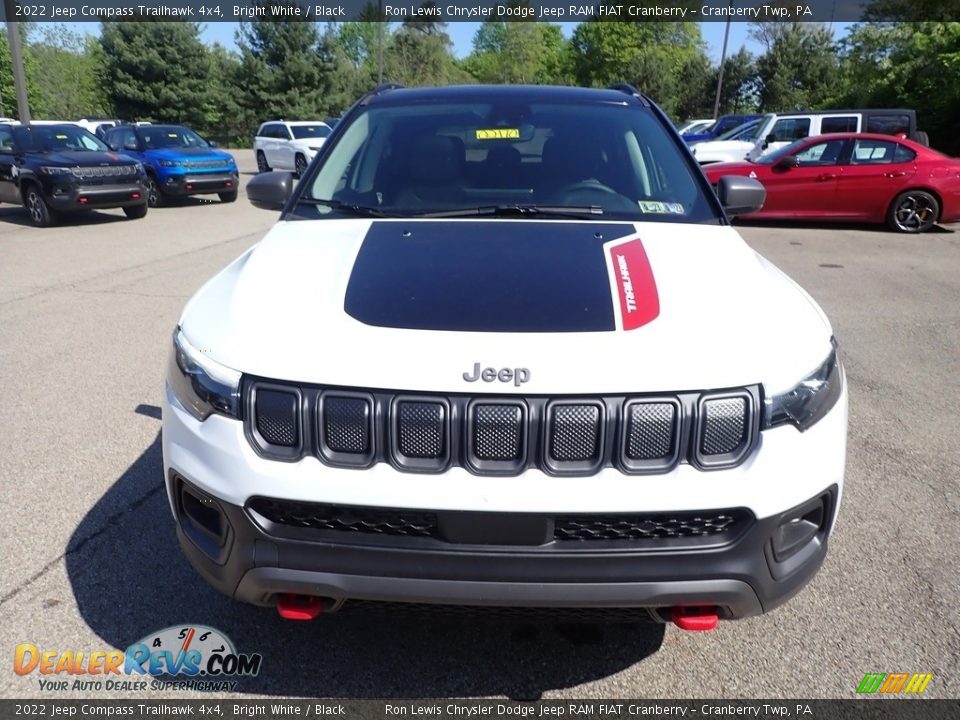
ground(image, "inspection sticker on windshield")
xmin=476 ymin=128 xmax=519 ymax=140
xmin=638 ymin=200 xmax=684 ymax=215
xmin=55 ymin=134 xmax=68 ymax=140
xmin=168 ymin=133 xmax=179 ymax=138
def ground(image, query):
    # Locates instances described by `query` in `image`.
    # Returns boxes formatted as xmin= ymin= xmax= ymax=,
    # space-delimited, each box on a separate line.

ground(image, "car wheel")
xmin=24 ymin=186 xmax=56 ymax=227
xmin=257 ymin=151 xmax=271 ymax=173
xmin=888 ymin=190 xmax=939 ymax=233
xmin=145 ymin=175 xmax=164 ymax=208
xmin=123 ymin=203 xmax=148 ymax=219
xmin=295 ymin=154 xmax=307 ymax=177
xmin=218 ymin=189 xmax=238 ymax=203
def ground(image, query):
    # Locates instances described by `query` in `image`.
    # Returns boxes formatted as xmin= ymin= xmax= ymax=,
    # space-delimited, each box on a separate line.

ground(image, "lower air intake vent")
xmin=249 ymin=499 xmax=439 ymax=538
xmin=254 ymin=389 xmax=299 ymax=447
xmin=555 ymin=511 xmax=742 ymax=542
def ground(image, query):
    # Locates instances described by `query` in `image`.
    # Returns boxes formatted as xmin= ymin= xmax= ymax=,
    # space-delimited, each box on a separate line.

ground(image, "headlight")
xmin=168 ymin=328 xmax=241 ymax=421
xmin=40 ymin=166 xmax=72 ymax=176
xmin=308 ymin=146 xmax=322 ymax=152
xmin=158 ymin=160 xmax=181 ymax=168
xmin=764 ymin=339 xmax=843 ymax=432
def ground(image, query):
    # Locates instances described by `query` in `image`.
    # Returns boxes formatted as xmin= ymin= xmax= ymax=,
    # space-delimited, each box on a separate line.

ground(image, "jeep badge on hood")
xmin=462 ymin=363 xmax=531 ymax=386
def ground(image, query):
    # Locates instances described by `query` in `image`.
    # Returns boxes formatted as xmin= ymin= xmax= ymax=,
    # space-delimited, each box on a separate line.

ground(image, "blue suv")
xmin=104 ymin=125 xmax=238 ymax=208
xmin=682 ymin=114 xmax=761 ymax=145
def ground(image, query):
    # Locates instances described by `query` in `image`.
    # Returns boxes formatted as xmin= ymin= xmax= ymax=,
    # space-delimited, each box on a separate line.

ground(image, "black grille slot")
xmin=473 ymin=404 xmax=523 ymax=461
xmin=323 ymin=396 xmax=370 ymax=454
xmin=255 ymin=389 xmax=299 ymax=447
xmin=625 ymin=402 xmax=677 ymax=460
xmin=249 ymin=499 xmax=438 ymax=538
xmin=549 ymin=404 xmax=601 ymax=462
xmin=397 ymin=401 xmax=445 ymax=459
xmin=701 ymin=397 xmax=747 ymax=455
xmin=555 ymin=512 xmax=741 ymax=541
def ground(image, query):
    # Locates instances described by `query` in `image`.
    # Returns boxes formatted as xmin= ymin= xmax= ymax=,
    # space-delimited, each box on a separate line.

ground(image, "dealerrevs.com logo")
xmin=14 ymin=625 xmax=262 ymax=692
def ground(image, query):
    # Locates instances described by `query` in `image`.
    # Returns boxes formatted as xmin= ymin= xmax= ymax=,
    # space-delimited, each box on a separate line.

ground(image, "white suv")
xmin=692 ymin=109 xmax=919 ymax=165
xmin=254 ymin=120 xmax=332 ymax=176
xmin=163 ymin=85 xmax=847 ymax=630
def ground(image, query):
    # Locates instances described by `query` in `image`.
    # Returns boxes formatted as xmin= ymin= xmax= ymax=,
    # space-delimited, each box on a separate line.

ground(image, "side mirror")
xmin=247 ymin=171 xmax=294 ymax=211
xmin=776 ymin=155 xmax=801 ymax=171
xmin=108 ymin=143 xmax=119 ymax=152
xmin=208 ymin=140 xmax=218 ymax=148
xmin=717 ymin=175 xmax=765 ymax=217
xmin=123 ymin=143 xmax=139 ymax=152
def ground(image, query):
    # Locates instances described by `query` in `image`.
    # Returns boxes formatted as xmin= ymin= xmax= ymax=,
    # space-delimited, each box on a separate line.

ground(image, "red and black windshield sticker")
xmin=606 ymin=238 xmax=659 ymax=331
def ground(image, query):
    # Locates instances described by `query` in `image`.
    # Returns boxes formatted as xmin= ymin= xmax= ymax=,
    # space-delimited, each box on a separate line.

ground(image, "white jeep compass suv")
xmin=163 ymin=84 xmax=847 ymax=630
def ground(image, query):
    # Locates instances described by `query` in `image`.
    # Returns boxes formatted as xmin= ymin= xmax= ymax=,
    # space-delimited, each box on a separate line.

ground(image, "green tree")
xmin=99 ymin=22 xmax=214 ymax=126
xmin=27 ymin=25 xmax=110 ymax=120
xmin=385 ymin=14 xmax=464 ymax=86
xmin=0 ymin=25 xmax=41 ymax=120
xmin=463 ymin=18 xmax=571 ymax=84
xmin=752 ymin=22 xmax=838 ymax=111
xmin=712 ymin=47 xmax=758 ymax=115
xmin=833 ymin=22 xmax=960 ymax=153
xmin=569 ymin=20 xmax=713 ymax=119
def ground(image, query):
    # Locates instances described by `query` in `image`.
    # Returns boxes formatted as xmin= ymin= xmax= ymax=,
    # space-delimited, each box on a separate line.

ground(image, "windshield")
xmin=291 ymin=124 xmax=331 ymax=140
xmin=21 ymin=125 xmax=109 ymax=152
xmin=139 ymin=126 xmax=210 ymax=150
xmin=299 ymin=98 xmax=719 ymax=223
xmin=716 ymin=120 xmax=762 ymax=142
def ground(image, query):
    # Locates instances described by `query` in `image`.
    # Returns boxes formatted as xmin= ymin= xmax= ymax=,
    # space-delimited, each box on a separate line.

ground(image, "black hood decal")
xmin=344 ymin=221 xmax=635 ymax=333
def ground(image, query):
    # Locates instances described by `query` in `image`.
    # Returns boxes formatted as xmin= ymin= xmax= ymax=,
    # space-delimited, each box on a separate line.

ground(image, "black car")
xmin=0 ymin=123 xmax=148 ymax=226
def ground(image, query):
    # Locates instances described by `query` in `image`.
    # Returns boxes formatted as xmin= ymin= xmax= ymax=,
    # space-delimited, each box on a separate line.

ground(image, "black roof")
xmin=364 ymin=84 xmax=647 ymax=107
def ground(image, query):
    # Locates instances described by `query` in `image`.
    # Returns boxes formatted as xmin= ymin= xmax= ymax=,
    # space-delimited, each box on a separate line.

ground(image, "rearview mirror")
xmin=717 ymin=175 xmax=765 ymax=217
xmin=247 ymin=171 xmax=294 ymax=211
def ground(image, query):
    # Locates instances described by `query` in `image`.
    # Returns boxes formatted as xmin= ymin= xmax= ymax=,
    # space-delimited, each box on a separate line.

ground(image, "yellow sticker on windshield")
xmin=168 ymin=133 xmax=178 ymax=138
xmin=55 ymin=134 xmax=68 ymax=140
xmin=476 ymin=128 xmax=520 ymax=140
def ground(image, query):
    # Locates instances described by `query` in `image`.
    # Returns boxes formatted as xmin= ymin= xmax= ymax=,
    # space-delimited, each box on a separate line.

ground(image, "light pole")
xmin=4 ymin=0 xmax=32 ymax=123
xmin=377 ymin=0 xmax=384 ymax=84
xmin=712 ymin=8 xmax=732 ymax=120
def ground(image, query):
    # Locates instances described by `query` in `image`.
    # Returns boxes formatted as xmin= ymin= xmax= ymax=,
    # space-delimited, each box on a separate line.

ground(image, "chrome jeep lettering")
xmin=462 ymin=364 xmax=530 ymax=386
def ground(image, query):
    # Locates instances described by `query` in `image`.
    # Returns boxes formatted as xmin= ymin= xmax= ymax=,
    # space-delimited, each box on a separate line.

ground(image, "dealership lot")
xmin=1 ymin=153 xmax=958 ymax=700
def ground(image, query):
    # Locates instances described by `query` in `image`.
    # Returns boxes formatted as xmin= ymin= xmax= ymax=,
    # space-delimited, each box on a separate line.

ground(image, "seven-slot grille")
xmin=72 ymin=164 xmax=138 ymax=179
xmin=181 ymin=159 xmax=228 ymax=169
xmin=245 ymin=381 xmax=758 ymax=475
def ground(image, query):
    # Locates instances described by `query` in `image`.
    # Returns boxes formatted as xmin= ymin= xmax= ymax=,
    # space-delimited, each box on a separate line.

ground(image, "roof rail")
xmin=372 ymin=83 xmax=404 ymax=94
xmin=606 ymin=83 xmax=651 ymax=106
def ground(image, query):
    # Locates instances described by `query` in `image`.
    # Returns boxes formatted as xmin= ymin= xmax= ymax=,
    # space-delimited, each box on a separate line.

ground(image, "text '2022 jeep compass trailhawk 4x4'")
xmin=162 ymin=85 xmax=847 ymax=630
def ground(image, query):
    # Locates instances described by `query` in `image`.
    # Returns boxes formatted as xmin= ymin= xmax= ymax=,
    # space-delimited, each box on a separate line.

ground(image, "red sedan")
xmin=702 ymin=133 xmax=960 ymax=232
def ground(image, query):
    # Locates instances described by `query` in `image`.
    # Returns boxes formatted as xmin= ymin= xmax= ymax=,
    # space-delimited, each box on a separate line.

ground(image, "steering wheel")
xmin=556 ymin=179 xmax=620 ymax=197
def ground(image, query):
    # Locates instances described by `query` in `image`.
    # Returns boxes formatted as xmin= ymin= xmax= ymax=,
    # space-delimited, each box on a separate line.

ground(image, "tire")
xmin=123 ymin=203 xmax=148 ymax=219
xmin=887 ymin=190 xmax=939 ymax=233
xmin=218 ymin=189 xmax=238 ymax=203
xmin=294 ymin=153 xmax=307 ymax=177
xmin=910 ymin=130 xmax=929 ymax=147
xmin=24 ymin=185 xmax=57 ymax=227
xmin=256 ymin=151 xmax=271 ymax=173
xmin=144 ymin=175 xmax=164 ymax=208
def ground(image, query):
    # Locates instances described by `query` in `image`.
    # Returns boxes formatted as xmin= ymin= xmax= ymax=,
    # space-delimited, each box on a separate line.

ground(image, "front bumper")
xmin=169 ymin=475 xmax=836 ymax=619
xmin=47 ymin=182 xmax=146 ymax=210
xmin=161 ymin=172 xmax=238 ymax=196
xmin=162 ymin=382 xmax=847 ymax=619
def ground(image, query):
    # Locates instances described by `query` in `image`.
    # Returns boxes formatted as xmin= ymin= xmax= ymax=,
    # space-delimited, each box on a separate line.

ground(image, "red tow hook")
xmin=671 ymin=606 xmax=719 ymax=632
xmin=276 ymin=594 xmax=325 ymax=621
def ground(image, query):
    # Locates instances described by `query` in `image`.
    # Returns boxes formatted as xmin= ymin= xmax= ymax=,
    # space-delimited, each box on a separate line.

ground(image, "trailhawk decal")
xmin=344 ymin=221 xmax=636 ymax=332
xmin=605 ymin=237 xmax=660 ymax=331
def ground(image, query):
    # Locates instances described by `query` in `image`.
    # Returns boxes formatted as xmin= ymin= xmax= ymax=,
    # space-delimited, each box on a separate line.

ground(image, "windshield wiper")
xmin=299 ymin=197 xmax=390 ymax=218
xmin=414 ymin=204 xmax=604 ymax=219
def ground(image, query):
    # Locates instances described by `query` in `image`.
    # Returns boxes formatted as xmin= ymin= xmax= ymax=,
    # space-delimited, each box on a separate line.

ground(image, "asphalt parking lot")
xmin=1 ymin=152 xmax=958 ymax=701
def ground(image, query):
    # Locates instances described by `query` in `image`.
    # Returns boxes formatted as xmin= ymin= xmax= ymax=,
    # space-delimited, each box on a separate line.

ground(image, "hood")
xmin=291 ymin=138 xmax=327 ymax=148
xmin=39 ymin=151 xmax=139 ymax=166
xmin=693 ymin=139 xmax=754 ymax=152
xmin=179 ymin=219 xmax=833 ymax=396
xmin=144 ymin=147 xmax=233 ymax=163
